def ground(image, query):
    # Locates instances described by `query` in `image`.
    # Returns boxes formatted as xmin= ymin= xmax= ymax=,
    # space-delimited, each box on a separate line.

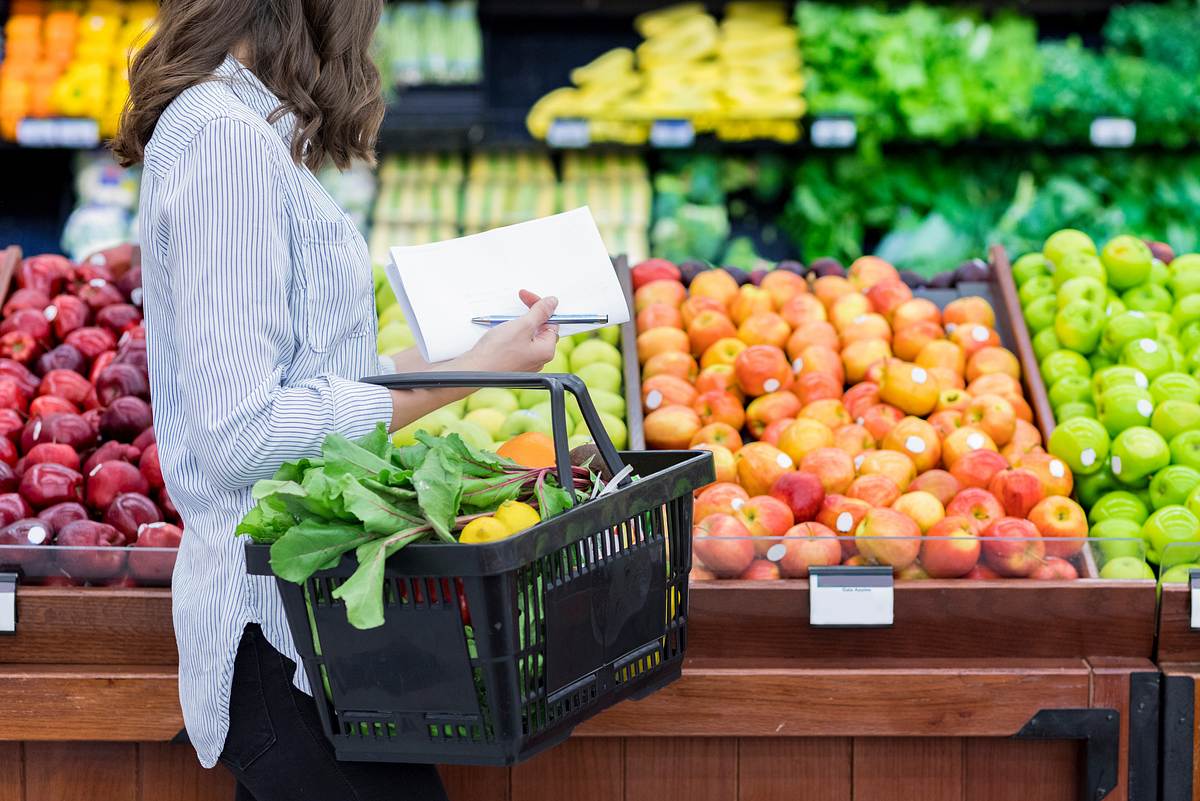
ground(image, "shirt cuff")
xmin=328 ymin=376 xmax=394 ymax=440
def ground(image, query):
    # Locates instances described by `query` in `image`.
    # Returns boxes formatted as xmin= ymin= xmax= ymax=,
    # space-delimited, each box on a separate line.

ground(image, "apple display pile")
xmin=0 ymin=249 xmax=182 ymax=586
xmin=630 ymin=256 xmax=1115 ymax=581
xmin=1016 ymin=230 xmax=1200 ymax=581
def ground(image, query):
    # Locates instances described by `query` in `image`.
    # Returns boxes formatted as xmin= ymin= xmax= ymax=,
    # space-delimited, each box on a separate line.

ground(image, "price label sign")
xmin=547 ymin=117 xmax=590 ymax=149
xmin=16 ymin=118 xmax=101 ymax=149
xmin=1090 ymin=117 xmax=1136 ymax=148
xmin=809 ymin=566 xmax=893 ymax=627
xmin=811 ymin=115 xmax=857 ymax=148
xmin=650 ymin=119 xmax=695 ymax=149
xmin=0 ymin=573 xmax=15 ymax=634
xmin=1190 ymin=570 xmax=1200 ymax=631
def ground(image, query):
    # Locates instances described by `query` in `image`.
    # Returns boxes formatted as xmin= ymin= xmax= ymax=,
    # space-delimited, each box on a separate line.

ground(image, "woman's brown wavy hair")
xmin=111 ymin=0 xmax=385 ymax=171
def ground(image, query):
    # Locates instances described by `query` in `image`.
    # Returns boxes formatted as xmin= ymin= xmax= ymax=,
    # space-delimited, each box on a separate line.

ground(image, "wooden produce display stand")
xmin=1156 ymin=572 xmax=1200 ymax=801
xmin=0 ymin=248 xmax=1162 ymax=801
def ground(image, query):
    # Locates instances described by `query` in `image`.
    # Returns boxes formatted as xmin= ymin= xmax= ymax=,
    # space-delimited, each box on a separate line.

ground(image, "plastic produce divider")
xmin=613 ymin=255 xmax=646 ymax=450
xmin=363 ymin=371 xmax=628 ymax=495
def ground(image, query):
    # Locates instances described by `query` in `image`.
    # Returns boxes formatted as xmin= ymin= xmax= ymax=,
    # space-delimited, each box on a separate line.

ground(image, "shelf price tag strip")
xmin=16 ymin=118 xmax=101 ymax=149
xmin=1090 ymin=117 xmax=1136 ymax=149
xmin=809 ymin=565 xmax=893 ymax=627
xmin=0 ymin=572 xmax=15 ymax=634
xmin=810 ymin=115 xmax=857 ymax=149
xmin=547 ymin=117 xmax=590 ymax=149
xmin=650 ymin=119 xmax=695 ymax=149
xmin=1190 ymin=570 xmax=1200 ymax=631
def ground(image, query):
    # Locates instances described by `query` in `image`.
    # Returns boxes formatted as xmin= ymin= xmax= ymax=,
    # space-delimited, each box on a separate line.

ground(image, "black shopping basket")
xmin=245 ymin=372 xmax=714 ymax=766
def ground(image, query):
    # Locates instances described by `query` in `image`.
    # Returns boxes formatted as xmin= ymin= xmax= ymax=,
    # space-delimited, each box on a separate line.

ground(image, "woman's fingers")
xmin=518 ymin=289 xmax=543 ymax=309
xmin=519 ymin=296 xmax=558 ymax=334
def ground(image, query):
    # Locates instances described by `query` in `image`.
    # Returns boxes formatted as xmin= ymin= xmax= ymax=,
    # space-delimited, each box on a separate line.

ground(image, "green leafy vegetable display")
xmin=237 ymin=424 xmax=592 ymax=629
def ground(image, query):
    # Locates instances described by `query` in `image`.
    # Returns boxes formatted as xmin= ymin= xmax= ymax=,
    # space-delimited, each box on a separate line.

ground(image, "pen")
xmin=471 ymin=314 xmax=610 ymax=327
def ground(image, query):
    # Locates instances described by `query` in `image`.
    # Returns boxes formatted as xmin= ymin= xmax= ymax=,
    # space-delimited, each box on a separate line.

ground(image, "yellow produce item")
xmin=493 ymin=501 xmax=541 ymax=534
xmin=570 ymin=47 xmax=635 ymax=87
xmin=634 ymin=2 xmax=705 ymax=38
xmin=725 ymin=2 xmax=787 ymax=24
xmin=458 ymin=517 xmax=513 ymax=544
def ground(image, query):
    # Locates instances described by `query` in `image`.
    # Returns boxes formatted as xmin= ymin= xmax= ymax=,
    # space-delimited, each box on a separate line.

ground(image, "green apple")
xmin=1096 ymin=385 xmax=1154 ymax=437
xmin=1089 ymin=518 xmax=1146 ymax=561
xmin=532 ymin=399 xmax=583 ymax=427
xmin=575 ymin=362 xmax=623 ymax=394
xmin=1048 ymin=416 xmax=1110 ymax=475
xmin=377 ymin=321 xmax=416 ymax=354
xmin=1150 ymin=372 xmax=1200 ymax=404
xmin=598 ymin=411 xmax=628 ymax=449
xmin=571 ymin=331 xmax=594 ymax=346
xmin=1151 ymin=399 xmax=1200 ymax=442
xmin=1041 ymin=350 xmax=1092 ymax=387
xmin=1169 ymin=253 xmax=1200 ymax=298
xmin=1044 ymin=228 xmax=1097 ymax=267
xmin=588 ymin=388 xmax=627 ymax=418
xmin=517 ymin=388 xmax=546 ymax=409
xmin=1170 ymin=430 xmax=1200 ymax=471
xmin=1056 ymin=276 xmax=1107 ymax=310
xmin=1049 ymin=375 xmax=1093 ymax=408
xmin=466 ymin=388 xmax=520 ymax=415
xmin=1054 ymin=250 xmax=1106 ymax=286
xmin=1147 ymin=258 xmax=1170 ymax=284
xmin=1160 ymin=563 xmax=1200 ymax=583
xmin=1032 ymin=328 xmax=1062 ymax=363
xmin=464 ymin=408 xmax=507 ymax=438
xmin=1089 ymin=351 xmax=1116 ymax=373
xmin=1100 ymin=235 xmax=1154 ymax=290
xmin=1099 ymin=312 xmax=1157 ymax=358
xmin=1094 ymin=365 xmax=1149 ymax=396
xmin=1089 ymin=490 xmax=1150 ymax=525
xmin=1143 ymin=505 xmax=1200 ymax=564
xmin=1104 ymin=296 xmax=1127 ymax=317
xmin=378 ymin=303 xmax=407 ymax=329
xmin=1099 ymin=556 xmax=1156 ymax=580
xmin=568 ymin=433 xmax=594 ymax=450
xmin=1120 ymin=338 xmax=1174 ymax=381
xmin=542 ymin=351 xmax=570 ymax=374
xmin=391 ymin=407 xmax=460 ymax=445
xmin=1174 ymin=294 xmax=1200 ymax=331
xmin=1056 ymin=402 xmax=1096 ymax=421
xmin=499 ymin=409 xmax=552 ymax=439
xmin=1181 ymin=321 xmax=1200 ymax=353
xmin=1146 ymin=311 xmax=1177 ymax=338
xmin=1149 ymin=465 xmax=1200 ymax=509
xmin=1019 ymin=275 xmax=1055 ymax=308
xmin=1188 ymin=483 xmax=1200 ymax=519
xmin=569 ymin=340 xmax=622 ymax=372
xmin=555 ymin=339 xmax=575 ymax=360
xmin=596 ymin=326 xmax=621 ymax=346
xmin=1121 ymin=283 xmax=1174 ymax=313
xmin=1076 ymin=463 xmax=1119 ymax=508
xmin=442 ymin=418 xmax=494 ymax=451
xmin=1055 ymin=300 xmax=1104 ymax=353
xmin=1012 ymin=252 xmax=1050 ymax=286
xmin=445 ymin=399 xmax=467 ymax=418
xmin=1111 ymin=426 xmax=1171 ymax=485
xmin=1024 ymin=296 xmax=1058 ymax=333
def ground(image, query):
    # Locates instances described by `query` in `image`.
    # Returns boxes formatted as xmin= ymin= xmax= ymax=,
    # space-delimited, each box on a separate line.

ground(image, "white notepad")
xmin=386 ymin=207 xmax=630 ymax=363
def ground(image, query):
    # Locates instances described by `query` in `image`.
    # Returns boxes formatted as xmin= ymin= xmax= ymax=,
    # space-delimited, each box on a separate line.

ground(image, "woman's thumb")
xmin=523 ymin=296 xmax=558 ymax=331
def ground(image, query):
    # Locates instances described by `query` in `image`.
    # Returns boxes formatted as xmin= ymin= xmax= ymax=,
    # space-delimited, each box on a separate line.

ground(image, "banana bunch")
xmin=526 ymin=1 xmax=805 ymax=144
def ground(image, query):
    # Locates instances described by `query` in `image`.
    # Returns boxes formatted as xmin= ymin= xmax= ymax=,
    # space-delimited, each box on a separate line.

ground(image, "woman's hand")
xmin=456 ymin=290 xmax=560 ymax=373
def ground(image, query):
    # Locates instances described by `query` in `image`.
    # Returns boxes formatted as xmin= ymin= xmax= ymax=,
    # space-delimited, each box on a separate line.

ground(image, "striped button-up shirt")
xmin=139 ymin=55 xmax=395 ymax=768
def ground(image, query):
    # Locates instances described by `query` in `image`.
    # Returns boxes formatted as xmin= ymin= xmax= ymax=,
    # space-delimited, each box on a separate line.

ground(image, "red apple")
xmin=1030 ymin=556 xmax=1079 ymax=580
xmin=1027 ymin=496 xmax=1087 ymax=559
xmin=736 ymin=495 xmax=795 ymax=555
xmin=694 ymin=483 xmax=749 ymax=521
xmin=769 ymin=471 xmax=825 ymax=523
xmin=846 ymin=473 xmax=901 ymax=508
xmin=920 ymin=516 xmax=981 ymax=578
xmin=981 ymin=517 xmax=1045 ymax=577
xmin=738 ymin=559 xmax=782 ymax=580
xmin=890 ymin=490 xmax=945 ymax=533
xmin=949 ymin=449 xmax=1009 ymax=490
xmin=778 ymin=521 xmax=842 ymax=578
xmin=816 ymin=494 xmax=870 ymax=558
xmin=855 ymin=507 xmax=921 ymax=569
xmin=692 ymin=513 xmax=755 ymax=577
xmin=908 ymin=469 xmax=960 ymax=507
xmin=987 ymin=468 xmax=1045 ymax=519
xmin=964 ymin=564 xmax=1000 ymax=580
xmin=945 ymin=488 xmax=1005 ymax=532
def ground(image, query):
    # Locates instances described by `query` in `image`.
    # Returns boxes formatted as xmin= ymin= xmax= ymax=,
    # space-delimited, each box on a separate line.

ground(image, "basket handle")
xmin=362 ymin=372 xmax=628 ymax=505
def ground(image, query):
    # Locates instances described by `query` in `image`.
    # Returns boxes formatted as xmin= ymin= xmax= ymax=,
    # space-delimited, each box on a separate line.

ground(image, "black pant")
xmin=220 ymin=624 xmax=449 ymax=801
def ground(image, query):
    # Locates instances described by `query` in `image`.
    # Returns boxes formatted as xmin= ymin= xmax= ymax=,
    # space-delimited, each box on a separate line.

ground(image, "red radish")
xmin=139 ymin=443 xmax=163 ymax=490
xmin=36 ymin=344 xmax=89 ymax=376
xmin=65 ymin=326 xmax=116 ymax=359
xmin=104 ymin=492 xmax=162 ymax=539
xmin=19 ymin=463 xmax=84 ymax=508
xmin=2 ymin=289 xmax=51 ymax=318
xmin=132 ymin=426 xmax=155 ymax=451
xmin=0 ymin=359 xmax=39 ymax=395
xmin=37 ymin=501 xmax=88 ymax=533
xmin=95 ymin=363 xmax=149 ymax=405
xmin=25 ymin=443 xmax=80 ymax=471
xmin=21 ymin=413 xmax=96 ymax=453
xmin=86 ymin=461 xmax=148 ymax=510
xmin=39 ymin=369 xmax=97 ymax=408
xmin=55 ymin=520 xmax=127 ymax=580
xmin=82 ymin=441 xmax=141 ymax=476
xmin=0 ymin=493 xmax=32 ymax=526
xmin=101 ymin=396 xmax=153 ymax=442
xmin=96 ymin=304 xmax=142 ymax=333
xmin=0 ymin=308 xmax=52 ymax=342
xmin=0 ymin=378 xmax=28 ymax=413
xmin=46 ymin=294 xmax=91 ymax=339
xmin=0 ymin=331 xmax=42 ymax=365
xmin=29 ymin=396 xmax=77 ymax=419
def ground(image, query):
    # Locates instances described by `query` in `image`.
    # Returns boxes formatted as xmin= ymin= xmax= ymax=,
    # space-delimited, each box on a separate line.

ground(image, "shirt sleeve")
xmin=164 ymin=117 xmax=393 ymax=494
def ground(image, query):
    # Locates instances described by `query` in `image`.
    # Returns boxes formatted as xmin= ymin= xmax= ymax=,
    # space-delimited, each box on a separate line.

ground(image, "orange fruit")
xmin=497 ymin=432 xmax=556 ymax=468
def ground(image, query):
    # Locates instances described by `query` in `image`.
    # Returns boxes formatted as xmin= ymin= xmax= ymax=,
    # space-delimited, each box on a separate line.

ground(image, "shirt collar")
xmin=214 ymin=54 xmax=297 ymax=145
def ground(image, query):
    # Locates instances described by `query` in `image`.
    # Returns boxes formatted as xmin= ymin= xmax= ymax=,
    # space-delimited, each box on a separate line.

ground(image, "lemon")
xmin=458 ymin=517 xmax=512 ymax=544
xmin=493 ymin=501 xmax=541 ymax=534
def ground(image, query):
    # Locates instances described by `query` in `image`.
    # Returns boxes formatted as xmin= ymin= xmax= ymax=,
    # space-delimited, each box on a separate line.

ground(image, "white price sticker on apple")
xmin=1190 ymin=571 xmax=1200 ymax=630
xmin=1090 ymin=117 xmax=1136 ymax=148
xmin=810 ymin=566 xmax=893 ymax=627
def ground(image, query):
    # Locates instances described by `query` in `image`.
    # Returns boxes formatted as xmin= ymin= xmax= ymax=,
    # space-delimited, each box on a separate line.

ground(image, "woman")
xmin=111 ymin=2 xmax=558 ymax=798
